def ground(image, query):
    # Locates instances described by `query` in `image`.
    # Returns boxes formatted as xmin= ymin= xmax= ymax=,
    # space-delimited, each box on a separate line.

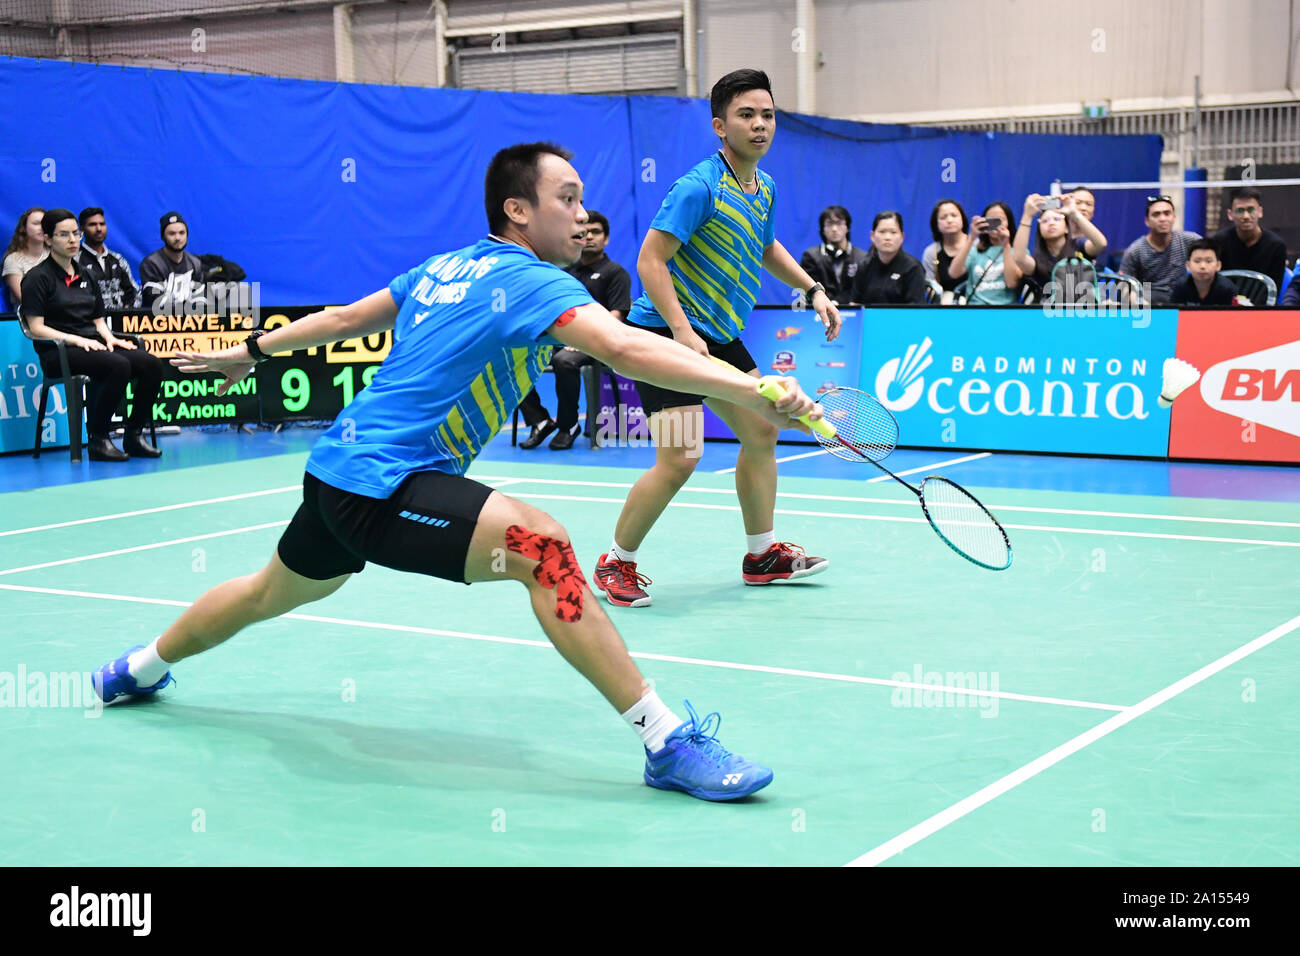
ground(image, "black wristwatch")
xmin=806 ymin=282 xmax=826 ymax=300
xmin=244 ymin=330 xmax=271 ymax=363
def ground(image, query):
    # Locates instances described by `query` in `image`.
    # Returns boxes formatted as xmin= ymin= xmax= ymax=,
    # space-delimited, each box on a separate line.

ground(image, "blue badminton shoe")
xmin=643 ymin=701 xmax=773 ymax=801
xmin=92 ymin=645 xmax=175 ymax=704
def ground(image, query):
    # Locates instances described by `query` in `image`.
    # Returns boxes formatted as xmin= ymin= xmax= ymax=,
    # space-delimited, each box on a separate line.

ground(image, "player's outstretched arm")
xmin=551 ymin=303 xmax=820 ymax=431
xmin=762 ymin=239 xmax=842 ymax=341
xmin=171 ymin=289 xmax=399 ymax=395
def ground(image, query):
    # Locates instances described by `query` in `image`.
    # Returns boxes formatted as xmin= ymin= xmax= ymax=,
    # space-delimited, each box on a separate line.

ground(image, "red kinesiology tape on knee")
xmin=505 ymin=525 xmax=589 ymax=622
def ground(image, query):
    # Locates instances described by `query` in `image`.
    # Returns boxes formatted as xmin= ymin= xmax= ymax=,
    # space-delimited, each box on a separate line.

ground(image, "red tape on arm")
xmin=551 ymin=307 xmax=578 ymax=328
xmin=505 ymin=525 xmax=589 ymax=622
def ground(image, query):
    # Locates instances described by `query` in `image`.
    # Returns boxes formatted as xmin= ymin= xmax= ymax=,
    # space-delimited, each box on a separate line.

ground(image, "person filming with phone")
xmin=948 ymin=201 xmax=1030 ymax=304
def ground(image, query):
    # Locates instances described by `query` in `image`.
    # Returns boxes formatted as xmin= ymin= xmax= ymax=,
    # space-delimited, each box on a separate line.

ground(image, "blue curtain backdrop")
xmin=0 ymin=57 xmax=1160 ymax=306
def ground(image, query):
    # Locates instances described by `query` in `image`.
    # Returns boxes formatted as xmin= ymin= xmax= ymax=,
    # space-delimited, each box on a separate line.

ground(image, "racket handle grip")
xmin=756 ymin=377 xmax=837 ymax=439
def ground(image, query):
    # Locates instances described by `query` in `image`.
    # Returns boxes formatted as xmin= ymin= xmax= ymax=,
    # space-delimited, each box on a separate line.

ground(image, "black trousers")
xmin=39 ymin=345 xmax=165 ymax=438
xmin=517 ymin=348 xmax=597 ymax=432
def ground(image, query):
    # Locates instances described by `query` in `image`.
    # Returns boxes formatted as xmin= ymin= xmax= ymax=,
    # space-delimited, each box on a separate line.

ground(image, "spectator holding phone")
xmin=921 ymin=199 xmax=968 ymax=300
xmin=1014 ymin=192 xmax=1108 ymax=285
xmin=949 ymin=201 xmax=1029 ymax=304
xmin=849 ymin=211 xmax=927 ymax=304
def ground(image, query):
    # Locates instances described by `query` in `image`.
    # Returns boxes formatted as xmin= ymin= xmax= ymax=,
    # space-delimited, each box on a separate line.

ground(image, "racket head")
xmin=917 ymin=476 xmax=1013 ymax=571
xmin=813 ymin=386 xmax=899 ymax=462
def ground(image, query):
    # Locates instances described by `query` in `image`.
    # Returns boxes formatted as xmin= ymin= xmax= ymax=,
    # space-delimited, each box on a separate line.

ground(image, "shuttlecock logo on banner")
xmin=1200 ymin=339 xmax=1300 ymax=438
xmin=875 ymin=337 xmax=933 ymax=411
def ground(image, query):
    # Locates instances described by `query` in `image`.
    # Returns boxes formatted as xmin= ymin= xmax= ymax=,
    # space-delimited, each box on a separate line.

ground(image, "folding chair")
xmin=1219 ymin=270 xmax=1278 ymax=306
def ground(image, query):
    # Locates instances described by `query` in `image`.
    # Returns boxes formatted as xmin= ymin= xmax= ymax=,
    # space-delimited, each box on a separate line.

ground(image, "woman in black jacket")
xmin=21 ymin=208 xmax=165 ymax=461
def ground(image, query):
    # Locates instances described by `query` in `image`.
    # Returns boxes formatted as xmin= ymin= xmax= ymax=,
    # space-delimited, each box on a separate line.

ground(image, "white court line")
xmin=474 ymin=475 xmax=1300 ymax=530
xmin=714 ymin=448 xmax=829 ymax=474
xmin=0 ymin=486 xmax=301 ymax=538
xmin=0 ymin=522 xmax=290 ymax=577
xmin=865 ymin=452 xmax=992 ymax=483
xmin=845 ymin=610 xmax=1300 ymax=867
xmin=2 ymin=496 xmax=1297 ymax=580
xmin=504 ymin=494 xmax=1300 ymax=548
xmin=0 ymin=582 xmax=1126 ymax=711
xmin=3 ymin=467 xmax=1293 ymax=540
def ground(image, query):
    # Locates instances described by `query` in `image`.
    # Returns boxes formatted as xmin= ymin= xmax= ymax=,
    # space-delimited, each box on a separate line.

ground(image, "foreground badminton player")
xmin=593 ymin=69 xmax=842 ymax=609
xmin=90 ymin=143 xmax=823 ymax=802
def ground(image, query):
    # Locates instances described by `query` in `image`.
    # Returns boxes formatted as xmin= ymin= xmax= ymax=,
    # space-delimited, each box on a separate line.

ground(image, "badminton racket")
xmin=722 ymin=360 xmax=1012 ymax=571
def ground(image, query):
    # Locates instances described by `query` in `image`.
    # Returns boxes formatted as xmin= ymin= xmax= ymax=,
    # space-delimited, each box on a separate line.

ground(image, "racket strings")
xmin=815 ymin=387 xmax=899 ymax=462
xmin=920 ymin=478 xmax=1011 ymax=570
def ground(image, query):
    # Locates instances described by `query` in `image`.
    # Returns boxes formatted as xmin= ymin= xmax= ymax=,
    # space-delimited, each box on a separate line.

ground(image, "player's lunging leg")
xmin=467 ymin=491 xmax=773 ymax=800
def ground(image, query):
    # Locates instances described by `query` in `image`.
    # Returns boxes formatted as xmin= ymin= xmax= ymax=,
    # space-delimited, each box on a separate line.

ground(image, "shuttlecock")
xmin=1158 ymin=358 xmax=1201 ymax=408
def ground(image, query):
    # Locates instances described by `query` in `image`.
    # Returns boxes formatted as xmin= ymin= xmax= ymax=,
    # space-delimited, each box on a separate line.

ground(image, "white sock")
xmin=126 ymin=638 xmax=172 ymax=686
xmin=621 ymin=689 xmax=682 ymax=753
xmin=611 ymin=540 xmax=638 ymax=564
xmin=746 ymin=530 xmax=776 ymax=555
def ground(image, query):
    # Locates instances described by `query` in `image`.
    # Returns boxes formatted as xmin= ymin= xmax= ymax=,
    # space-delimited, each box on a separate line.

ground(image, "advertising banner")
xmin=1168 ymin=310 xmax=1300 ymax=463
xmin=0 ymin=321 xmax=73 ymax=454
xmin=858 ymin=307 xmax=1179 ymax=456
xmin=702 ymin=306 xmax=865 ymax=440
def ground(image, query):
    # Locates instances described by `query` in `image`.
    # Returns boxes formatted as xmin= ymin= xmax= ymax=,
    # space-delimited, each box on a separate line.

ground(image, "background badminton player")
xmin=593 ymin=69 xmax=843 ymax=609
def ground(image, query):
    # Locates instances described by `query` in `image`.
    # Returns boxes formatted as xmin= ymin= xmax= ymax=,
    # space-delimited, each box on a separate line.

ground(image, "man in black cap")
xmin=140 ymin=211 xmax=207 ymax=312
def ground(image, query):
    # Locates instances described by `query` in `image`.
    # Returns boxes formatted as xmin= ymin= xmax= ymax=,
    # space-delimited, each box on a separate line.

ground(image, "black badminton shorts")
xmin=627 ymin=322 xmax=759 ymax=414
xmin=277 ymin=471 xmax=494 ymax=584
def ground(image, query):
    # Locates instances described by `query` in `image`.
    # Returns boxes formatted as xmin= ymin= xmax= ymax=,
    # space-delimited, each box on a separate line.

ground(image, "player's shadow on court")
xmin=154 ymin=700 xmax=633 ymax=798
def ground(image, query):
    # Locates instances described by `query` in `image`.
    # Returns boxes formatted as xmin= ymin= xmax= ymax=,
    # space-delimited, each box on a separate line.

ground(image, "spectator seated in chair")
xmin=848 ymin=210 xmax=927 ymax=304
xmin=3 ymin=206 xmax=47 ymax=309
xmin=799 ymin=205 xmax=870 ymax=304
xmin=77 ymin=206 xmax=140 ymax=309
xmin=21 ymin=208 xmax=165 ymax=461
xmin=1212 ymin=186 xmax=1288 ymax=291
xmin=921 ymin=199 xmax=968 ymax=303
xmin=1169 ymin=239 xmax=1248 ymax=307
xmin=949 ymin=201 xmax=1030 ymax=305
xmin=517 ymin=210 xmax=632 ymax=450
xmin=1119 ymin=195 xmax=1200 ymax=305
xmin=140 ymin=211 xmax=208 ymax=313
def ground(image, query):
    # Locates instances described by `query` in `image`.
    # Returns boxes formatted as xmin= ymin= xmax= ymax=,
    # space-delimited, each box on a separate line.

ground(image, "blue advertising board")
xmin=857 ymin=307 xmax=1180 ymax=456
xmin=0 ymin=321 xmax=72 ymax=454
xmin=703 ymin=306 xmax=865 ymax=439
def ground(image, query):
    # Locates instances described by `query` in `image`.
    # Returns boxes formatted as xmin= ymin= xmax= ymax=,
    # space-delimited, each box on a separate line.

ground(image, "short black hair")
xmin=872 ymin=210 xmax=903 ymax=232
xmin=483 ymin=142 xmax=574 ymax=235
xmin=585 ymin=210 xmax=610 ymax=236
xmin=710 ymin=69 xmax=773 ymax=120
xmin=819 ymin=205 xmax=851 ymax=242
xmin=1187 ymin=238 xmax=1220 ymax=258
xmin=929 ymin=199 xmax=968 ymax=241
xmin=78 ymin=206 xmax=104 ymax=228
xmin=1228 ymin=186 xmax=1263 ymax=206
xmin=41 ymin=208 xmax=77 ymax=237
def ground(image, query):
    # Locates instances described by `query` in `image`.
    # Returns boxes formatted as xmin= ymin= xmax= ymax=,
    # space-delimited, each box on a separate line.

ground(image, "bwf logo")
xmin=1201 ymin=339 xmax=1300 ymax=438
xmin=49 ymin=886 xmax=151 ymax=936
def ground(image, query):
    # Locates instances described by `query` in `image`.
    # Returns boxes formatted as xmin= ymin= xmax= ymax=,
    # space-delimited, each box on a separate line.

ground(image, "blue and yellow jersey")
xmin=307 ymin=238 xmax=594 ymax=497
xmin=627 ymin=152 xmax=776 ymax=343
